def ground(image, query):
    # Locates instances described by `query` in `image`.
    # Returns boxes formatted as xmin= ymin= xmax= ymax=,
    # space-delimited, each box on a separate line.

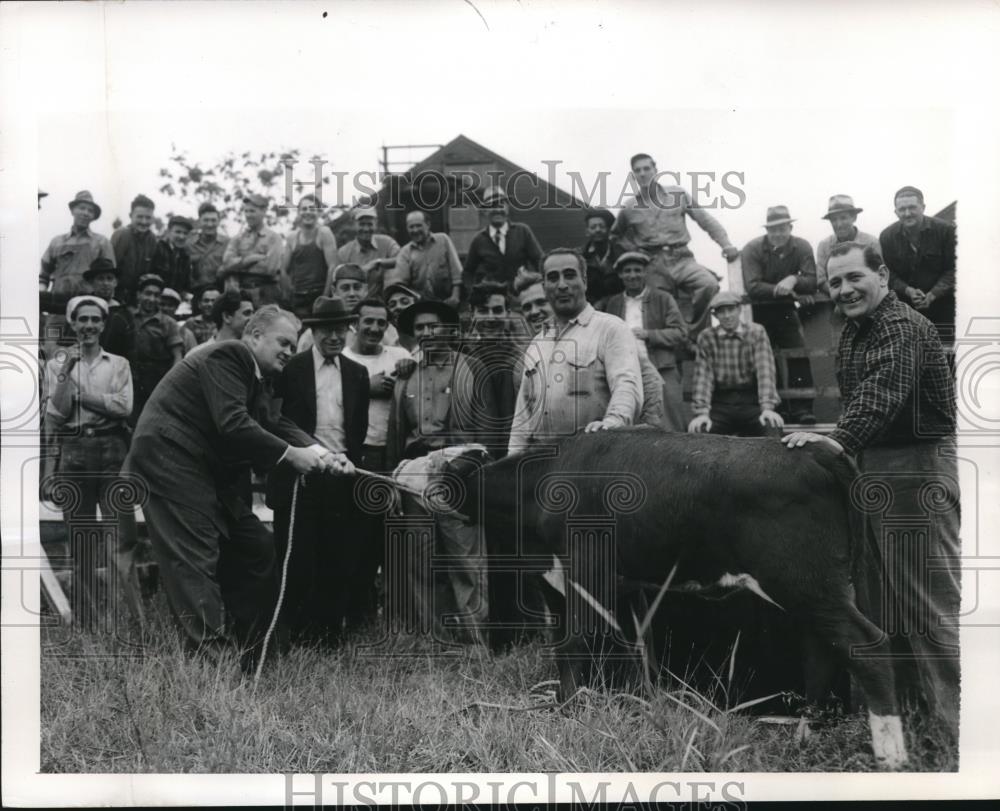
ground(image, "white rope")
xmin=253 ymin=474 xmax=303 ymax=688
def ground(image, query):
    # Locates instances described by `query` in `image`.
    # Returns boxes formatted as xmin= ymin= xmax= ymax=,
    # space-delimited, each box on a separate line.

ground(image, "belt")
xmin=72 ymin=424 xmax=127 ymax=438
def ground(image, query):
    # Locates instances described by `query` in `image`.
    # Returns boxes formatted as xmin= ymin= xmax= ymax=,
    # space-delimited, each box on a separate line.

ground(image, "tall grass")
xmin=39 ymin=590 xmax=957 ymax=773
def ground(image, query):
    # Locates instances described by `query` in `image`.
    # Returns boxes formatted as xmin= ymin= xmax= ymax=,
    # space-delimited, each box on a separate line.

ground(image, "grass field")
xmin=39 ymin=593 xmax=958 ymax=774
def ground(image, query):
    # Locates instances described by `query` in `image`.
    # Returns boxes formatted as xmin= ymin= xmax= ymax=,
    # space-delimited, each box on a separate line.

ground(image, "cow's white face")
xmin=392 ymin=445 xmax=491 ymax=515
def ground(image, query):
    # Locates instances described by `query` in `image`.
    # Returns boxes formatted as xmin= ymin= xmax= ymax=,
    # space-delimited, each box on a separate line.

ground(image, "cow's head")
xmin=391 ymin=444 xmax=492 ymax=521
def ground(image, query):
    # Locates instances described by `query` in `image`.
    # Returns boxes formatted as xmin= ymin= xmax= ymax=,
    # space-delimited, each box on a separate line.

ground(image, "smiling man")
xmin=879 ymin=185 xmax=956 ymax=341
xmin=123 ymin=305 xmax=350 ymax=672
xmin=508 ymin=248 xmax=643 ymax=456
xmin=782 ymin=241 xmax=959 ymax=744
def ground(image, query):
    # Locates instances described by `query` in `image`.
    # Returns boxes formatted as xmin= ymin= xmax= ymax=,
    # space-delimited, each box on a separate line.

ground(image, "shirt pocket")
xmin=565 ymin=346 xmax=598 ymax=397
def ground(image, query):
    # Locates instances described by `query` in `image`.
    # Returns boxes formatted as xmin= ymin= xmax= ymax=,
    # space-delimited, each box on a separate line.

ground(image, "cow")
xmin=435 ymin=429 xmax=908 ymax=769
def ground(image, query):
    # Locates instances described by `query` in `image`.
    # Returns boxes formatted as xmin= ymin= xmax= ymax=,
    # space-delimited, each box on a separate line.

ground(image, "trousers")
xmin=857 ymin=438 xmax=961 ymax=741
xmin=644 ymin=248 xmax=720 ymax=337
xmin=56 ymin=431 xmax=145 ymax=630
xmin=751 ymin=301 xmax=814 ymax=419
xmin=143 ymin=492 xmax=277 ymax=668
xmin=708 ymin=388 xmax=781 ymax=438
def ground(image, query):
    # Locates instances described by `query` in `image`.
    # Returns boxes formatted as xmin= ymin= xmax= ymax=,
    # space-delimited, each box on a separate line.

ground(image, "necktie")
xmin=493 ymin=229 xmax=503 ymax=254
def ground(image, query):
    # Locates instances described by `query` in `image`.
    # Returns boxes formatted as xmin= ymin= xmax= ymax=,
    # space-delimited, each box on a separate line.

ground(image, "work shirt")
xmin=879 ymin=215 xmax=956 ymax=306
xmin=741 ymin=235 xmax=818 ymax=301
xmin=151 ymin=239 xmax=193 ymax=294
xmin=815 ymin=228 xmax=881 ymax=295
xmin=509 ymin=304 xmax=643 ymax=456
xmin=613 ymin=186 xmax=733 ymax=251
xmin=45 ymin=349 xmax=133 ymax=431
xmin=40 ymin=227 xmax=116 ymax=297
xmin=389 ymin=232 xmax=463 ymax=301
xmin=182 ymin=315 xmax=216 ymax=347
xmin=828 ymin=291 xmax=955 ymax=455
xmin=388 ymin=346 xmax=492 ymax=465
xmin=692 ymin=322 xmax=779 ymax=415
xmin=582 ymin=238 xmax=625 ymax=303
xmin=134 ymin=311 xmax=184 ymax=365
xmin=311 ymin=346 xmax=346 ymax=453
xmin=343 ymin=343 xmax=412 ymax=447
xmin=221 ymin=225 xmax=284 ymax=281
xmin=334 ymin=235 xmax=400 ymax=299
xmin=186 ymin=231 xmax=230 ymax=289
xmin=110 ymin=226 xmax=157 ymax=300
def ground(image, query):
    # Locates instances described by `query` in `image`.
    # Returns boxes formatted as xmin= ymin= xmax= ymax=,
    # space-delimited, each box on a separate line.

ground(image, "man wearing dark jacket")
xmin=879 ymin=185 xmax=956 ymax=342
xmin=123 ymin=306 xmax=350 ymax=672
xmin=462 ymin=186 xmax=543 ymax=291
xmin=265 ymin=297 xmax=372 ymax=644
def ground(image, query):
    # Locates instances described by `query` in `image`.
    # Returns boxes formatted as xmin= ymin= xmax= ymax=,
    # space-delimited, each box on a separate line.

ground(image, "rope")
xmin=253 ymin=473 xmax=303 ymax=688
xmin=250 ymin=463 xmax=460 ymax=685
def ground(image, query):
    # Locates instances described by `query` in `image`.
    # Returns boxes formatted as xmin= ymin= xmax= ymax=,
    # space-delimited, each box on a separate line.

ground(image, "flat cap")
xmin=243 ymin=193 xmax=269 ymax=210
xmin=160 ymin=288 xmax=181 ymax=303
xmin=332 ymin=263 xmax=366 ymax=283
xmin=137 ymin=273 xmax=166 ymax=292
xmin=614 ymin=251 xmax=651 ymax=271
xmin=709 ymin=290 xmax=743 ymax=309
xmin=353 ymin=206 xmax=378 ymax=221
xmin=383 ymin=282 xmax=420 ymax=302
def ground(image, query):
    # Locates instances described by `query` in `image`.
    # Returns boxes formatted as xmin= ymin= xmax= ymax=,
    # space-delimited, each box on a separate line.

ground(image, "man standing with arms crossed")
xmin=782 ymin=242 xmax=959 ymax=746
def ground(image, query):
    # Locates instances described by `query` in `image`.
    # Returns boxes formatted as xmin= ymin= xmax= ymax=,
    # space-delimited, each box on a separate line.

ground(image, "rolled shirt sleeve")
xmin=600 ymin=317 xmax=644 ymax=425
xmin=101 ymin=358 xmax=134 ymax=418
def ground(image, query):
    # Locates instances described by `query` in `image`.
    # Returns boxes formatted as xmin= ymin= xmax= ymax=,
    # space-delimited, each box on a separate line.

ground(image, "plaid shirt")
xmin=829 ymin=291 xmax=955 ymax=454
xmin=692 ymin=321 xmax=779 ymax=415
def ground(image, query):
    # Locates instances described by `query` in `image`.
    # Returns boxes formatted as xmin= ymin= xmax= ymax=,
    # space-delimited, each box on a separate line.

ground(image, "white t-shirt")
xmin=342 ymin=343 xmax=412 ymax=447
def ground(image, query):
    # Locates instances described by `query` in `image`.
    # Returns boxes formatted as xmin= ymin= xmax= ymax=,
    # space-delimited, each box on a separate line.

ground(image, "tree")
xmin=155 ymin=145 xmax=337 ymax=233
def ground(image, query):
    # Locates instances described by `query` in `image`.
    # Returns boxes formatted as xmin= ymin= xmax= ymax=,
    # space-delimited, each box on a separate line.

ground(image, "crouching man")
xmin=123 ymin=305 xmax=352 ymax=673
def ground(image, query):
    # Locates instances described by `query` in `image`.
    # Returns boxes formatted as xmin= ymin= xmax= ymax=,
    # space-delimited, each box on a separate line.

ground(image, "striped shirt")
xmin=692 ymin=321 xmax=779 ymax=415
xmin=829 ymin=292 xmax=955 ymax=454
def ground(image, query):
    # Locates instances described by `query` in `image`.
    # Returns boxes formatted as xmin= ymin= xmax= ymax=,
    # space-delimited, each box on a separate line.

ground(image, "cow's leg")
xmin=796 ymin=630 xmax=839 ymax=745
xmin=538 ymin=574 xmax=590 ymax=701
xmin=804 ymin=598 xmax=908 ymax=769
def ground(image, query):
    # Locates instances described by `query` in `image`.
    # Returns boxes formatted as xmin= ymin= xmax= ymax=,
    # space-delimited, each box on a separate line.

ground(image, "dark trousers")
xmin=857 ymin=439 xmax=961 ymax=741
xmin=56 ymin=431 xmax=144 ymax=630
xmin=659 ymin=366 xmax=687 ymax=432
xmin=272 ymin=475 xmax=376 ymax=644
xmin=751 ymin=302 xmax=814 ymax=419
xmin=708 ymin=389 xmax=782 ymax=438
xmin=143 ymin=492 xmax=277 ymax=667
xmin=130 ymin=360 xmax=172 ymax=427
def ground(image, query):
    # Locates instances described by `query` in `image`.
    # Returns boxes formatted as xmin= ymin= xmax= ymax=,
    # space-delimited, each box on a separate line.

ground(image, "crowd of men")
xmin=38 ymin=153 xmax=959 ymax=740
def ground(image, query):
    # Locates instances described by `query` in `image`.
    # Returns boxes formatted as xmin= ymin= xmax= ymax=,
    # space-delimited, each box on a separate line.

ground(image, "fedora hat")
xmin=301 ymin=296 xmax=357 ymax=326
xmin=397 ymin=299 xmax=460 ymax=336
xmin=481 ymin=185 xmax=508 ymax=206
xmin=762 ymin=205 xmax=795 ymax=228
xmin=82 ymin=257 xmax=119 ymax=282
xmin=821 ymin=194 xmax=863 ymax=219
xmin=68 ymin=190 xmax=102 ymax=220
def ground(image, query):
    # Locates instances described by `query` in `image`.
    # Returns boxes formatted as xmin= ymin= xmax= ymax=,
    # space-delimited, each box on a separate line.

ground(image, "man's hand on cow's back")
xmin=688 ymin=414 xmax=712 ymax=433
xmin=781 ymin=431 xmax=844 ymax=454
xmin=759 ymin=409 xmax=784 ymax=429
xmin=584 ymin=417 xmax=624 ymax=433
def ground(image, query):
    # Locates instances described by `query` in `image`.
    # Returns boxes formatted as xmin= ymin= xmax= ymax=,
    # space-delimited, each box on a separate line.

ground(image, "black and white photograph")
xmin=2 ymin=0 xmax=999 ymax=805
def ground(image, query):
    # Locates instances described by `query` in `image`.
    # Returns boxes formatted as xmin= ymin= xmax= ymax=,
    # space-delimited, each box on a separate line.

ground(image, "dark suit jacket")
xmin=265 ymin=349 xmax=370 ymax=510
xmin=123 ymin=340 xmax=315 ymax=532
xmin=462 ymin=221 xmax=543 ymax=289
xmin=602 ymin=288 xmax=687 ymax=370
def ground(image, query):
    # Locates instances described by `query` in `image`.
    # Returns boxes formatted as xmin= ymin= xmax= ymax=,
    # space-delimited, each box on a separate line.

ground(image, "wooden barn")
xmin=333 ymin=134 xmax=588 ymax=256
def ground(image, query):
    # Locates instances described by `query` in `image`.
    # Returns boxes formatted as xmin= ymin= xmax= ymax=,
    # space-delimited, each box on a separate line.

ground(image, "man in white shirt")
xmin=266 ymin=296 xmax=373 ymax=645
xmin=45 ymin=295 xmax=144 ymax=629
xmin=342 ymin=298 xmax=412 ymax=474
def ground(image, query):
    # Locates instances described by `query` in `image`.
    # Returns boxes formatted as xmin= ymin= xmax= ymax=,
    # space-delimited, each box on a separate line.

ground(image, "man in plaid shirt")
xmin=783 ymin=241 xmax=959 ymax=744
xmin=688 ymin=290 xmax=784 ymax=437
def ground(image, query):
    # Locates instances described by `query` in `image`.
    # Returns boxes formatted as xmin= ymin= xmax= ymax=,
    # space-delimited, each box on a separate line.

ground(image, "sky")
xmin=15 ymin=0 xmax=978 ymax=273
